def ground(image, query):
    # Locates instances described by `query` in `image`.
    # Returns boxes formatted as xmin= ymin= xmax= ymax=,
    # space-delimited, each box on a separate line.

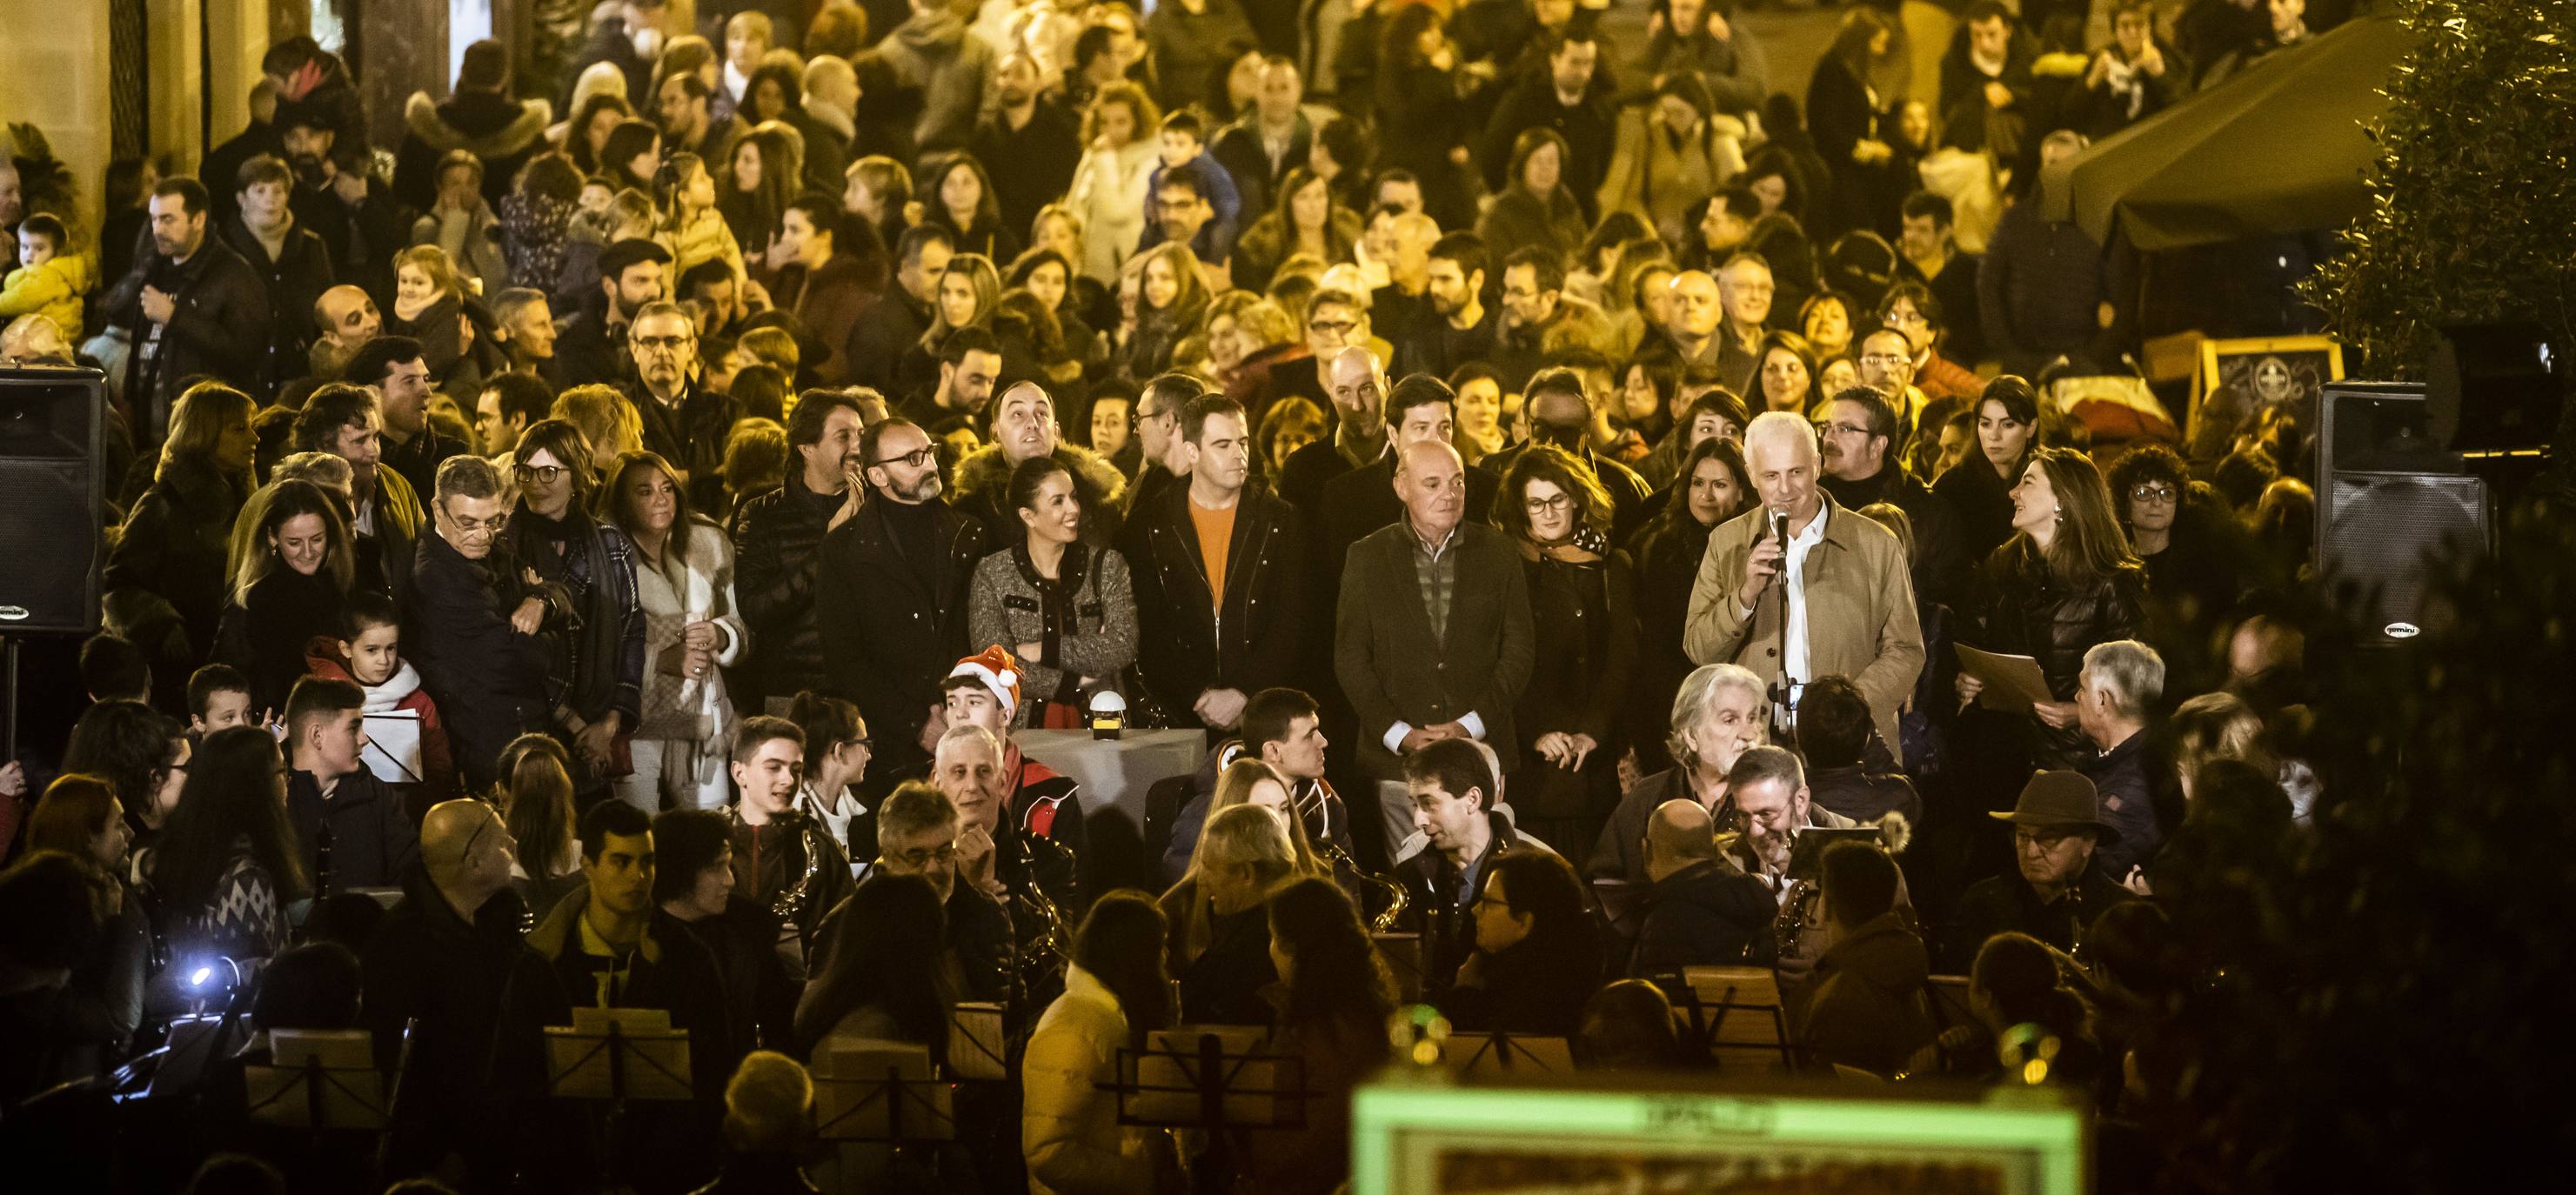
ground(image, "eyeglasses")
xmin=1815 ymin=421 xmax=1870 ymax=437
xmin=1308 ymin=318 xmax=1357 ymax=335
xmin=888 ymin=843 xmax=959 ymax=868
xmin=2014 ymin=828 xmax=2080 ymax=851
xmin=514 ymin=464 xmax=569 ymax=485
xmin=1882 ymin=308 xmax=1928 ymax=326
xmin=2130 ymin=484 xmax=2179 ymax=504
xmin=1859 ymin=353 xmax=1910 ymax=366
xmin=448 ymin=511 xmax=511 ymax=536
xmin=1523 ymin=493 xmax=1574 ymax=514
xmin=870 ymin=445 xmax=936 ymax=469
xmin=631 ymin=334 xmax=694 ymax=351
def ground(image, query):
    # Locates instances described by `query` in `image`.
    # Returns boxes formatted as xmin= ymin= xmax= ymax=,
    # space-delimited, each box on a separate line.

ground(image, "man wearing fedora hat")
xmin=1940 ymin=770 xmax=2133 ymax=971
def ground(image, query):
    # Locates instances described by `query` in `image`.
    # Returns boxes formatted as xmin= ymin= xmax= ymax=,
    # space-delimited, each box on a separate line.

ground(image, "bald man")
xmin=1336 ymin=437 xmax=1534 ymax=849
xmin=1277 ymin=346 xmax=1390 ymax=518
xmin=363 ymin=798 xmax=572 ymax=1182
xmin=1629 ymin=798 xmax=1778 ymax=977
xmin=796 ymin=55 xmax=861 ymax=195
xmin=1684 ymin=412 xmax=1924 ymax=755
xmin=1713 ymin=254 xmax=1776 ymax=395
xmin=311 ymin=283 xmax=380 ymax=377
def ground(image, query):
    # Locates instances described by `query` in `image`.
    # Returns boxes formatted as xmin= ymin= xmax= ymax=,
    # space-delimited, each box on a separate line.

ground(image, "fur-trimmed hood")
xmin=404 ymin=90 xmax=551 ymax=160
xmin=952 ymin=439 xmax=1130 ymax=547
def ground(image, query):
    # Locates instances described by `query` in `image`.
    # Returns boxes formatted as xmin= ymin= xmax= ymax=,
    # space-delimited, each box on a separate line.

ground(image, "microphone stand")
xmin=1767 ymin=510 xmax=1799 ymax=749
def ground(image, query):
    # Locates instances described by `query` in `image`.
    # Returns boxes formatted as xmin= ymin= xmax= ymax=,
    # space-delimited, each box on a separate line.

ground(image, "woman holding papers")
xmin=1956 ymin=446 xmax=2146 ymax=771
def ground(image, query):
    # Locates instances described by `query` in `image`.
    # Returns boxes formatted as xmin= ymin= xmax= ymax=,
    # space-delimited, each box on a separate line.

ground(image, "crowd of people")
xmin=0 ymin=0 xmax=2359 ymax=1192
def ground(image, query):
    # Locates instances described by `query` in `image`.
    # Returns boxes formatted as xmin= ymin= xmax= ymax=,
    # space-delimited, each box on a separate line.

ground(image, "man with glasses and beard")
xmin=623 ymin=300 xmax=740 ymax=512
xmin=557 ymin=237 xmax=671 ymax=389
xmin=405 ymin=454 xmax=566 ymax=791
xmin=816 ymin=417 xmax=993 ymax=791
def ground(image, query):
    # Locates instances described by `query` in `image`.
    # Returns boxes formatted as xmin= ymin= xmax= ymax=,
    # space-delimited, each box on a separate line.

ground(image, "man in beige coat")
xmin=1685 ymin=412 xmax=1924 ymax=755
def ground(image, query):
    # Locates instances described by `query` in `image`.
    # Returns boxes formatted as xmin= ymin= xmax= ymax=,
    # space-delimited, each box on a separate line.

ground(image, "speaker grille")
xmin=2322 ymin=472 xmax=2487 ymax=640
xmin=0 ymin=371 xmax=105 ymax=635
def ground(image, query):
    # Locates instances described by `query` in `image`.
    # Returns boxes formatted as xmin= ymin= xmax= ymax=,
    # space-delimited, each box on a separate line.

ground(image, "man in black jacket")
xmin=348 ymin=337 xmax=467 ymax=505
xmin=406 ymin=455 xmax=563 ymax=791
xmin=1122 ymin=395 xmax=1304 ymax=732
xmin=1629 ymin=798 xmax=1776 ymax=979
xmin=106 ymin=177 xmax=271 ymax=444
xmin=365 ymin=800 xmax=570 ymax=1187
xmin=1316 ymin=375 xmax=1500 ymax=597
xmin=1819 ymin=385 xmax=1970 ymax=605
xmin=731 ymin=391 xmax=869 ymax=717
xmin=283 ymin=677 xmax=421 ymax=891
xmin=844 ymin=224 xmax=952 ymax=392
xmin=556 ymin=238 xmax=670 ymax=390
xmin=1209 ymin=56 xmax=1315 ymax=216
xmin=815 ymin=416 xmax=991 ymax=786
xmin=221 ymin=154 xmax=335 ymax=397
xmin=282 ymin=103 xmax=409 ymax=304
xmin=967 ymin=52 xmax=1083 ymax=239
xmin=1478 ymin=30 xmax=1613 ymax=204
xmin=1392 ymin=738 xmax=1548 ymax=999
xmin=392 ymin=39 xmax=552 ymax=211
xmin=623 ymin=301 xmax=741 ymax=513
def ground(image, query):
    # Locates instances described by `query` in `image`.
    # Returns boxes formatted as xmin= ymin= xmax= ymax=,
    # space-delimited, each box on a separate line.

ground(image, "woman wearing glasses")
xmin=599 ymin=450 xmax=747 ymax=813
xmin=1495 ymin=444 xmax=1637 ymax=857
xmin=2106 ymin=441 xmax=2256 ymax=686
xmin=505 ymin=420 xmax=646 ymax=795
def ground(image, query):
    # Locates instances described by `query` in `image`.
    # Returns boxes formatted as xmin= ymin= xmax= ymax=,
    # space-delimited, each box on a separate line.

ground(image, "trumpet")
xmin=1321 ymin=840 xmax=1409 ymax=932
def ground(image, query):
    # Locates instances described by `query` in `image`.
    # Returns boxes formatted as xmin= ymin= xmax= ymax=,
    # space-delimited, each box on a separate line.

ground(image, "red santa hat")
xmin=946 ymin=646 xmax=1023 ymax=722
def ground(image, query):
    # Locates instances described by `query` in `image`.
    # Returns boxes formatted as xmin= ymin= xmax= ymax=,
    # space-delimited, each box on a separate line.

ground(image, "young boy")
xmin=306 ymin=592 xmax=458 ymax=802
xmin=187 ymin=664 xmax=258 ymax=737
xmin=1140 ymin=110 xmax=1241 ymax=263
xmin=0 ymin=213 xmax=88 ymax=341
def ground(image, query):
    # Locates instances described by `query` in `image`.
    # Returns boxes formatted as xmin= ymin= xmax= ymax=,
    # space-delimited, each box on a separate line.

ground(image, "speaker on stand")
xmin=0 ymin=366 xmax=107 ymax=763
xmin=2314 ymin=381 xmax=2490 ymax=645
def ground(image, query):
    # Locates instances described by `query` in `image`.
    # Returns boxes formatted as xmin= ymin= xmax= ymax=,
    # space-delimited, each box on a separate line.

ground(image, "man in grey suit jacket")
xmin=1336 ymin=440 xmax=1536 ymax=853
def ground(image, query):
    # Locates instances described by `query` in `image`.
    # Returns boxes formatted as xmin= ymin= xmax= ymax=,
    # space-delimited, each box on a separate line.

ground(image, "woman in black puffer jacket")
xmin=1957 ymin=445 xmax=2145 ymax=774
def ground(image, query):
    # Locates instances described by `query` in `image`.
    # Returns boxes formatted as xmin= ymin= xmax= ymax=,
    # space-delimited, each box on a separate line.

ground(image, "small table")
xmin=1017 ymin=729 xmax=1207 ymax=828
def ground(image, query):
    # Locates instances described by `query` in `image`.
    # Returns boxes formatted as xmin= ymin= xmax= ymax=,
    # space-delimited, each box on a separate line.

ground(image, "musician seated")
xmin=1721 ymin=744 xmax=1886 ymax=979
xmin=1393 ymin=738 xmax=1553 ymax=999
xmin=1590 ymin=662 xmax=1770 ymax=889
xmin=525 ymin=801 xmax=734 ymax=1109
xmin=1161 ymin=803 xmax=1299 ymax=1025
xmin=1797 ymin=840 xmax=1936 ymax=1078
xmin=1629 ymin=799 xmax=1777 ymax=983
xmin=1797 ymin=676 xmax=1924 ymax=824
xmin=812 ymin=782 xmax=1012 ymax=1016
xmin=1162 ymin=687 xmax=1357 ymax=884
xmin=933 ymin=723 xmax=1082 ymax=1006
xmin=1441 ymin=851 xmax=1602 ymax=1038
xmin=942 ymin=647 xmax=1090 ymax=865
xmin=1940 ymin=771 xmax=2132 ymax=973
xmin=726 ymin=715 xmax=857 ymax=982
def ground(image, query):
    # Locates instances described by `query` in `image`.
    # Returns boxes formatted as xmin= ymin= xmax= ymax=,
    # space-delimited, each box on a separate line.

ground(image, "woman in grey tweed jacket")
xmin=968 ymin=456 xmax=1140 ymax=727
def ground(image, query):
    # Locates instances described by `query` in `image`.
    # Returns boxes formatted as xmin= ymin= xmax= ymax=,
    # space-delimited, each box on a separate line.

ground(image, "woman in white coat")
xmin=600 ymin=450 xmax=749 ymax=812
xmin=1023 ymin=891 xmax=1180 ymax=1195
xmin=1063 ymin=83 xmax=1164 ymax=285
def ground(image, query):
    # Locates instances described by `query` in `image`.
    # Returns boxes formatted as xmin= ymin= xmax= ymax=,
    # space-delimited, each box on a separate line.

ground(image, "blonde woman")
xmin=1064 ymin=83 xmax=1162 ymax=284
xmin=1159 ymin=800 xmax=1303 ymax=1024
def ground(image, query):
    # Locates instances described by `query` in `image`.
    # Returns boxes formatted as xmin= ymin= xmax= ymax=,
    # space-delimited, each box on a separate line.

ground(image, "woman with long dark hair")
xmin=1935 ymin=375 xmax=2044 ymax=566
xmin=151 ymin=727 xmax=307 ymax=968
xmin=1628 ymin=434 xmax=1754 ymax=771
xmin=499 ymin=735 xmax=585 ymax=921
xmin=1806 ymin=6 xmax=1898 ymax=239
xmin=1246 ymin=877 xmax=1396 ymax=1194
xmin=793 ymin=872 xmax=952 ymax=1057
xmin=106 ymin=383 xmax=256 ymax=704
xmin=1008 ymin=245 xmax=1105 ymax=370
xmin=61 ymin=701 xmax=186 ymax=847
xmin=719 ymin=124 xmax=800 ymax=260
xmin=967 ymin=457 xmax=1140 ymax=728
xmin=1024 ymin=891 xmax=1178 ymax=1195
xmin=1476 ymin=129 xmax=1590 ymax=262
xmin=920 ymin=153 xmax=1022 ymax=264
xmin=1495 ymin=445 xmax=1636 ymax=856
xmin=599 ymin=451 xmax=746 ymax=813
xmin=1444 ymin=851 xmax=1603 ymax=1036
xmin=599 ymin=119 xmax=664 ymax=197
xmin=1114 ymin=240 xmax=1210 ymax=382
xmin=1232 ymin=168 xmax=1363 ymax=292
xmin=23 ymin=774 xmax=157 ymax=1067
xmin=1754 ymin=329 xmax=1825 ymax=416
xmin=1957 ymin=445 xmax=2147 ymax=770
xmin=560 ymin=93 xmax=635 ymax=177
xmin=216 ymin=479 xmax=356 ymax=712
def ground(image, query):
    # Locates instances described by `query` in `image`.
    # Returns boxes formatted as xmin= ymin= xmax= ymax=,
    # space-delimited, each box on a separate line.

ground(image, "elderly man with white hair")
xmin=1589 ymin=662 xmax=1770 ymax=889
xmin=1685 ymin=411 xmax=1924 ymax=755
xmin=2077 ymin=638 xmax=2169 ymax=882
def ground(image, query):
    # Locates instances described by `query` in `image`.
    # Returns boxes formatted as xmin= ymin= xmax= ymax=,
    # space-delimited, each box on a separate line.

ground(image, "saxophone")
xmin=1321 ymin=839 xmax=1410 ymax=933
xmin=1007 ymin=830 xmax=1078 ymax=993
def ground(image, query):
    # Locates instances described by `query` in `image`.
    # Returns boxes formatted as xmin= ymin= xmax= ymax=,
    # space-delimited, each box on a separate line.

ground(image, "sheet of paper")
xmin=361 ymin=710 xmax=423 ymax=784
xmin=1955 ymin=645 xmax=2057 ymax=712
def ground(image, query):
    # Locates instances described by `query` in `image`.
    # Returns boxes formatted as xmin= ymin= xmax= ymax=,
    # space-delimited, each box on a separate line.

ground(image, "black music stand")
xmin=1113 ymin=1027 xmax=1307 ymax=1195
xmin=945 ymin=1001 xmax=1010 ymax=1082
xmin=244 ymin=1030 xmax=389 ymax=1134
xmin=1444 ymin=1031 xmax=1574 ymax=1077
xmin=545 ymin=1008 xmax=695 ymax=1187
xmin=812 ymin=1042 xmax=956 ymax=1145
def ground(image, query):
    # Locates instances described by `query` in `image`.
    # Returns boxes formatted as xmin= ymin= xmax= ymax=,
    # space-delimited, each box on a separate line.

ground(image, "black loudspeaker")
xmin=0 ymin=367 xmax=106 ymax=636
xmin=2315 ymin=382 xmax=2489 ymax=644
xmin=2427 ymin=321 xmax=2566 ymax=454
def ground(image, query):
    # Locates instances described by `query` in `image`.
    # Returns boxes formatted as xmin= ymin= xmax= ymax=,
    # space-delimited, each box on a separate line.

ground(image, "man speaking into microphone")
xmin=1683 ymin=411 xmax=1924 ymax=755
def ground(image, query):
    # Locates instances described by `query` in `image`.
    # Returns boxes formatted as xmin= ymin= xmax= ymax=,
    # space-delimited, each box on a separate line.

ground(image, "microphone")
xmin=1771 ymin=509 xmax=1790 ymax=548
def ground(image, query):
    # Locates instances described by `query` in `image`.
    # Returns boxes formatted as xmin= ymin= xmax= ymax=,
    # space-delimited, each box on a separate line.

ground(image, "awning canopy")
xmin=2040 ymin=16 xmax=2419 ymax=252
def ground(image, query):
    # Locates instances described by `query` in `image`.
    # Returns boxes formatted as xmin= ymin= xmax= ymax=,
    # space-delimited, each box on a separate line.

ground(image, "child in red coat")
xmin=304 ymin=591 xmax=459 ymax=805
